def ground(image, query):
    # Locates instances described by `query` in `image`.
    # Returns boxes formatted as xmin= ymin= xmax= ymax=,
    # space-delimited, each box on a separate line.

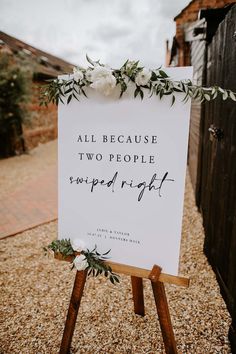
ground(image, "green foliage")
xmin=83 ymin=246 xmax=120 ymax=284
xmin=0 ymin=52 xmax=31 ymax=134
xmin=40 ymin=57 xmax=236 ymax=106
xmin=40 ymin=77 xmax=88 ymax=106
xmin=44 ymin=239 xmax=120 ymax=284
xmin=44 ymin=238 xmax=74 ymax=257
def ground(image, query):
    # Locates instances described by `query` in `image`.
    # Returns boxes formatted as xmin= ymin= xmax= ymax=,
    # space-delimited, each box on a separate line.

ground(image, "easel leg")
xmin=151 ymin=281 xmax=177 ymax=354
xmin=131 ymin=276 xmax=145 ymax=316
xmin=59 ymin=270 xmax=87 ymax=354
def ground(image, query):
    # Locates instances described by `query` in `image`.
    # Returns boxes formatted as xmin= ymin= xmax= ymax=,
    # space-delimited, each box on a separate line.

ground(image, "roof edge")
xmin=0 ymin=30 xmax=75 ymax=68
xmin=174 ymin=0 xmax=195 ymax=21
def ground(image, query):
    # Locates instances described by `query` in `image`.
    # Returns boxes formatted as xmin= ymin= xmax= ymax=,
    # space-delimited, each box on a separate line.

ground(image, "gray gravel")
xmin=0 ymin=141 xmax=232 ymax=353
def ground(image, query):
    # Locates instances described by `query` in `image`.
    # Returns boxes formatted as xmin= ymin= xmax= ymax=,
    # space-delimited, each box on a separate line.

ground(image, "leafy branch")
xmin=44 ymin=239 xmax=120 ymax=284
xmin=44 ymin=238 xmax=74 ymax=257
xmin=82 ymin=246 xmax=120 ymax=284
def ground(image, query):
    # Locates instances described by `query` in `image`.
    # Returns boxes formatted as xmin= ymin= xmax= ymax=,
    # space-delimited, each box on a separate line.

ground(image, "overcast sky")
xmin=0 ymin=0 xmax=190 ymax=68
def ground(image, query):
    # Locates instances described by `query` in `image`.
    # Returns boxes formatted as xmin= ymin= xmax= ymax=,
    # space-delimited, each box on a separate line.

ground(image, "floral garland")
xmin=40 ymin=55 xmax=236 ymax=106
xmin=44 ymin=238 xmax=120 ymax=284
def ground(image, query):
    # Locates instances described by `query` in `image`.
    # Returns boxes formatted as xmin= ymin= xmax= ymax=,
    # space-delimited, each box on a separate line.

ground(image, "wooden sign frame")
xmin=56 ymin=253 xmax=189 ymax=354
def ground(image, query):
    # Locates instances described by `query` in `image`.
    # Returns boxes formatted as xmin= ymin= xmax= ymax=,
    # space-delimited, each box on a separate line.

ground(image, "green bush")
xmin=0 ymin=52 xmax=31 ymax=157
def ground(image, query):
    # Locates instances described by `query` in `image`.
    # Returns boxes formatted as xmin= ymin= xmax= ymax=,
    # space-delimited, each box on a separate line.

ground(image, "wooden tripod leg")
xmin=131 ymin=276 xmax=145 ymax=316
xmin=59 ymin=270 xmax=87 ymax=354
xmin=151 ymin=281 xmax=177 ymax=354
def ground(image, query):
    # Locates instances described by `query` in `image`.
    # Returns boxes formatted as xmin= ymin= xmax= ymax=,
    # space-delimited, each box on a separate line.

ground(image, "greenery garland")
xmin=40 ymin=55 xmax=236 ymax=106
xmin=44 ymin=239 xmax=120 ymax=284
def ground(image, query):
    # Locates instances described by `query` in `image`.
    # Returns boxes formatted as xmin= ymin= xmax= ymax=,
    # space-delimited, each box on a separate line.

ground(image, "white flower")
xmin=73 ymin=255 xmax=89 ymax=271
xmin=70 ymin=238 xmax=86 ymax=252
xmin=90 ymin=66 xmax=116 ymax=96
xmin=135 ymin=68 xmax=152 ymax=86
xmin=73 ymin=67 xmax=84 ymax=81
xmin=85 ymin=69 xmax=93 ymax=82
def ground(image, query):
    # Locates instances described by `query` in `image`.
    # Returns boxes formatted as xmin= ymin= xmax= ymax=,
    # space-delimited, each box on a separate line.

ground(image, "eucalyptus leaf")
xmin=159 ymin=70 xmax=169 ymax=78
xmin=204 ymin=94 xmax=211 ymax=101
xmin=223 ymin=91 xmax=228 ymax=100
xmin=67 ymin=94 xmax=72 ymax=104
xmin=229 ymin=91 xmax=236 ymax=101
xmin=171 ymin=95 xmax=175 ymax=106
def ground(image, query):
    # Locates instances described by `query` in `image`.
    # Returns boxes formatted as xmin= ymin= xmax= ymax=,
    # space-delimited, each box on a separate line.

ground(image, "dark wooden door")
xmin=198 ymin=5 xmax=236 ymax=351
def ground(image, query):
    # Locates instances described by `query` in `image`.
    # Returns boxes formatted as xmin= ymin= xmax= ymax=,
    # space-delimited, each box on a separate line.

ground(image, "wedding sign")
xmin=58 ymin=67 xmax=193 ymax=276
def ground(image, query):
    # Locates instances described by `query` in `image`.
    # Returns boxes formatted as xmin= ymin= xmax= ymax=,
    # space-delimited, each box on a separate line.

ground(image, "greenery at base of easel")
xmin=40 ymin=55 xmax=236 ymax=106
xmin=44 ymin=239 xmax=120 ymax=284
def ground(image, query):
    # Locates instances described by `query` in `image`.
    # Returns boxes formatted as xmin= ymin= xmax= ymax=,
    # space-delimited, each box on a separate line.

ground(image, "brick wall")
xmin=22 ymin=82 xmax=57 ymax=150
xmin=175 ymin=0 xmax=236 ymax=66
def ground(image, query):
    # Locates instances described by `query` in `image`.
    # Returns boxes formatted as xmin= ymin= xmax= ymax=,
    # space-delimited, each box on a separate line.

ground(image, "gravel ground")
xmin=0 ymin=141 xmax=232 ymax=353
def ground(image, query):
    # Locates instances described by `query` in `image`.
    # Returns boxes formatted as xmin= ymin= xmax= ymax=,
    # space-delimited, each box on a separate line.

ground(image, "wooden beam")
xmin=54 ymin=253 xmax=190 ymax=288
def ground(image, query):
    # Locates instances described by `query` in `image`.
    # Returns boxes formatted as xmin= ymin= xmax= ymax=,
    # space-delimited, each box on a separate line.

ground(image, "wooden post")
xmin=59 ymin=270 xmax=87 ymax=354
xmin=131 ymin=276 xmax=145 ymax=316
xmin=151 ymin=280 xmax=178 ymax=354
xmin=148 ymin=265 xmax=178 ymax=354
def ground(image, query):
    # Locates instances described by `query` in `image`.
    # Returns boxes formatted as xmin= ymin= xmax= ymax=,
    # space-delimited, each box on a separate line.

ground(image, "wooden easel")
xmin=56 ymin=254 xmax=189 ymax=354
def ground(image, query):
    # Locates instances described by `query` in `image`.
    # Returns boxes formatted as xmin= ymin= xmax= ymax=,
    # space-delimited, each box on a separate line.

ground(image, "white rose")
xmin=135 ymin=68 xmax=152 ymax=86
xmin=73 ymin=67 xmax=84 ymax=81
xmin=70 ymin=238 xmax=86 ymax=252
xmin=73 ymin=255 xmax=89 ymax=271
xmin=90 ymin=66 xmax=116 ymax=96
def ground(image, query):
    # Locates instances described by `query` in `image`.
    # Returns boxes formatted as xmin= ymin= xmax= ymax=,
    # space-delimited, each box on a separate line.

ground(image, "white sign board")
xmin=58 ymin=67 xmax=192 ymax=276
